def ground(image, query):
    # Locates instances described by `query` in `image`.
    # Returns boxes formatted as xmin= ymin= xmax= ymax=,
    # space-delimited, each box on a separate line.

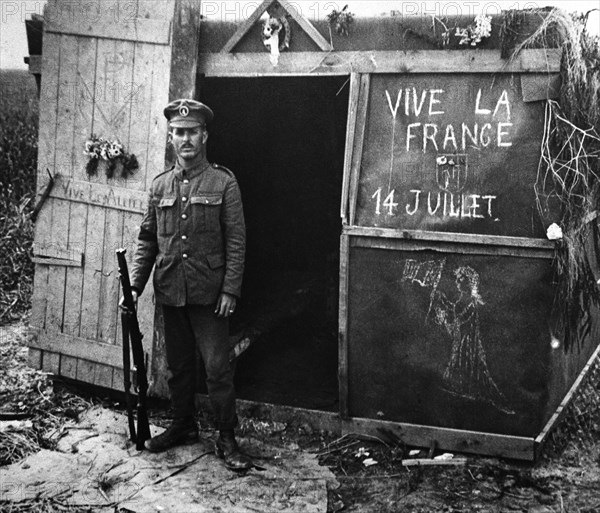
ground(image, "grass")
xmin=509 ymin=8 xmax=600 ymax=350
xmin=0 ymin=70 xmax=39 ymax=323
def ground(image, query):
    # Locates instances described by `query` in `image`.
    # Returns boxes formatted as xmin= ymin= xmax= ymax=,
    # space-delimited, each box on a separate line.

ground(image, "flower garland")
xmin=327 ymin=5 xmax=355 ymax=37
xmin=455 ymin=14 xmax=493 ymax=46
xmin=83 ymin=135 xmax=139 ymax=179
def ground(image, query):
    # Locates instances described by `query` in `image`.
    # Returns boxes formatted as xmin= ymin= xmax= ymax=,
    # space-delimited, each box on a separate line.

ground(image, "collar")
xmin=173 ymin=159 xmax=211 ymax=181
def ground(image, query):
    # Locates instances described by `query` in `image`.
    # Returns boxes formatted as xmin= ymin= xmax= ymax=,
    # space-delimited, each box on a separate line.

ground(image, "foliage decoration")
xmin=327 ymin=5 xmax=354 ymax=37
xmin=83 ymin=135 xmax=139 ymax=179
xmin=454 ymin=14 xmax=492 ymax=46
xmin=513 ymin=8 xmax=600 ymax=349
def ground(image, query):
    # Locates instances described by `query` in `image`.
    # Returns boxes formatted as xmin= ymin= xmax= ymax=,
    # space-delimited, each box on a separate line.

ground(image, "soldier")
xmin=123 ymin=99 xmax=251 ymax=471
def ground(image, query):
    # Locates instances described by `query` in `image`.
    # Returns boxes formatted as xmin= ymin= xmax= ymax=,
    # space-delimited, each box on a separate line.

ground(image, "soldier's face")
xmin=171 ymin=126 xmax=207 ymax=160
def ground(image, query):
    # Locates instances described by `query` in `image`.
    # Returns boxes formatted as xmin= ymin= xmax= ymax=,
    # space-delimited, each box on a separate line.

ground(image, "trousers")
xmin=162 ymin=304 xmax=237 ymax=430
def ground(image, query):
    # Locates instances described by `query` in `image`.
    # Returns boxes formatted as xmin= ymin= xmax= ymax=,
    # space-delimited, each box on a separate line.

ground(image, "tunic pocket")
xmin=191 ymin=194 xmax=222 ymax=231
xmin=156 ymin=197 xmax=176 ymax=235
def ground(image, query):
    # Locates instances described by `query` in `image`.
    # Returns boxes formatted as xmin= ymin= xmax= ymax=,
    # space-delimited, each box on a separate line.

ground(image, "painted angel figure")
xmin=432 ymin=266 xmax=514 ymax=415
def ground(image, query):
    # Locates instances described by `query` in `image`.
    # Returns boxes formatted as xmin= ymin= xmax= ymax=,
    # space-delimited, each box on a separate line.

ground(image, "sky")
xmin=1 ymin=0 xmax=599 ymax=69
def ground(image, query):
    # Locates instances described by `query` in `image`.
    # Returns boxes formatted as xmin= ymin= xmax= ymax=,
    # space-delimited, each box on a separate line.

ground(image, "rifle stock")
xmin=116 ymin=248 xmax=151 ymax=450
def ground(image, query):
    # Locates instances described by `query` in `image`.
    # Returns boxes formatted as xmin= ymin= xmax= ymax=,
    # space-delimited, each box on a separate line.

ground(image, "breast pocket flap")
xmin=191 ymin=195 xmax=222 ymax=206
xmin=158 ymin=197 xmax=176 ymax=208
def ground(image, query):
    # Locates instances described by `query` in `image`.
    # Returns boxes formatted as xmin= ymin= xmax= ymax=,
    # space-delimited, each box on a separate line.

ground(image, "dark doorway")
xmin=201 ymin=76 xmax=349 ymax=411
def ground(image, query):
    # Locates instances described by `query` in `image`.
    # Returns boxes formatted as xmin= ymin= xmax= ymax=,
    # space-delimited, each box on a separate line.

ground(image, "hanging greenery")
xmin=327 ymin=5 xmax=354 ymax=37
xmin=83 ymin=135 xmax=139 ymax=179
xmin=511 ymin=8 xmax=600 ymax=349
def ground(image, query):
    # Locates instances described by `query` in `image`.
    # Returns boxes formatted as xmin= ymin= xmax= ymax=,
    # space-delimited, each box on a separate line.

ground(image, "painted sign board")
xmin=355 ymin=74 xmax=550 ymax=237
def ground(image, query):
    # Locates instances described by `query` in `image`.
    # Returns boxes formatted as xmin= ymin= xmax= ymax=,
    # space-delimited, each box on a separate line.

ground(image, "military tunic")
xmin=131 ymin=160 xmax=246 ymax=305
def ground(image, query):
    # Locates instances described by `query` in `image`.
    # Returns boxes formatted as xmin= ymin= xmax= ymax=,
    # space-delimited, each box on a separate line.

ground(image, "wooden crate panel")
xmin=346 ymin=245 xmax=555 ymax=438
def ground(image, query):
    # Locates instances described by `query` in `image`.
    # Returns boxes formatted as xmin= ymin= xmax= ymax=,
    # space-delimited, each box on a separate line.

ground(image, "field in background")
xmin=0 ymin=70 xmax=39 ymax=323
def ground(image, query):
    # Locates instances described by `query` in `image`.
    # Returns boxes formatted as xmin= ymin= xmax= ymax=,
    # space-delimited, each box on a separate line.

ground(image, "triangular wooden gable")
xmin=221 ymin=0 xmax=333 ymax=53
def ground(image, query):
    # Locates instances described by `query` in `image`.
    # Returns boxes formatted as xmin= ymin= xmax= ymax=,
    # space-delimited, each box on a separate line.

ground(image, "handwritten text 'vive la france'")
xmin=385 ymin=87 xmax=512 ymax=152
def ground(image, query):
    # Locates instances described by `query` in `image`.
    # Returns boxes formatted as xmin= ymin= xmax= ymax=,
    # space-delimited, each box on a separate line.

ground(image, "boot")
xmin=215 ymin=430 xmax=253 ymax=471
xmin=144 ymin=417 xmax=198 ymax=452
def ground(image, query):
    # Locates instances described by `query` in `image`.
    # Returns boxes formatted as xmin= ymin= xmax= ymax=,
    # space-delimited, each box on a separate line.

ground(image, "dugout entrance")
xmin=199 ymin=76 xmax=349 ymax=411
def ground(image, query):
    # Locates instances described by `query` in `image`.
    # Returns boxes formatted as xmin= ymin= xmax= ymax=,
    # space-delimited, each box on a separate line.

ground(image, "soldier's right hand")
xmin=119 ymin=290 xmax=138 ymax=314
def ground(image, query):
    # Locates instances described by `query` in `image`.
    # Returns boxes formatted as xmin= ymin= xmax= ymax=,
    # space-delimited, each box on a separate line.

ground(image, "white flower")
xmin=475 ymin=14 xmax=492 ymax=39
xmin=546 ymin=223 xmax=563 ymax=241
xmin=108 ymin=143 xmax=123 ymax=158
xmin=355 ymin=447 xmax=370 ymax=458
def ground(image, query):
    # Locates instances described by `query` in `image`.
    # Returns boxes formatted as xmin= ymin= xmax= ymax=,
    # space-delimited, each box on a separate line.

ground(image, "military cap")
xmin=164 ymin=99 xmax=214 ymax=128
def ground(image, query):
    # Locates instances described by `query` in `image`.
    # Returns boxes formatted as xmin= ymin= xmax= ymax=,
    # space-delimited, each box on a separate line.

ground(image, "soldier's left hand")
xmin=216 ymin=293 xmax=237 ymax=318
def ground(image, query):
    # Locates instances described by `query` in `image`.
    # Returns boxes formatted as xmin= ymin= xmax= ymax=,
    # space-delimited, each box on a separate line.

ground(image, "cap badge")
xmin=179 ymin=105 xmax=189 ymax=117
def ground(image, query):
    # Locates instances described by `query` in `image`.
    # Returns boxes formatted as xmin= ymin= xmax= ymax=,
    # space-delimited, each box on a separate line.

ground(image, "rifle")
xmin=116 ymin=248 xmax=151 ymax=450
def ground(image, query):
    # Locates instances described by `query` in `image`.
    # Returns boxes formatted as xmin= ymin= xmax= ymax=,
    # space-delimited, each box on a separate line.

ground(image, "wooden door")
xmin=29 ymin=0 xmax=174 ymax=391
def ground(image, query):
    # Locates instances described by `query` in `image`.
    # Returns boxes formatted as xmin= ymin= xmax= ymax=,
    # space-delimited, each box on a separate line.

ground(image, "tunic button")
xmin=183 ymin=179 xmax=189 ymax=184
xmin=181 ymin=214 xmax=187 ymax=220
xmin=181 ymin=235 xmax=187 ymax=240
xmin=182 ymin=253 xmax=188 ymax=259
xmin=182 ymin=197 xmax=188 ymax=202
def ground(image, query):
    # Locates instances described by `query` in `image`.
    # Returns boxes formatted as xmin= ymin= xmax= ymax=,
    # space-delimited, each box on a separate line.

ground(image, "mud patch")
xmin=0 ymin=407 xmax=337 ymax=512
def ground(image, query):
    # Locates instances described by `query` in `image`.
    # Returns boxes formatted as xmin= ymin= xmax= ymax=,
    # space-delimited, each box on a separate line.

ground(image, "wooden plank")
xmin=93 ymin=362 xmax=114 ymax=389
xmin=44 ymin=7 xmax=171 ymax=45
xmin=42 ymin=351 xmax=60 ymax=375
xmin=521 ymin=73 xmax=561 ymax=102
xmin=28 ymin=349 xmax=43 ymax=370
xmin=31 ymin=257 xmax=83 ymax=267
xmin=169 ymin=0 xmax=201 ymax=100
xmin=55 ymin=34 xmax=78 ymax=177
xmin=278 ymin=0 xmax=333 ymax=52
xmin=535 ymin=342 xmax=600 ymax=451
xmin=338 ymin=233 xmax=350 ymax=418
xmin=37 ymin=25 xmax=60 ymax=177
xmin=221 ymin=0 xmax=273 ymax=53
xmin=28 ymin=330 xmax=124 ymax=368
xmin=342 ymin=417 xmax=535 ymax=461
xmin=128 ymin=42 xmax=155 ymax=192
xmin=348 ymin=74 xmax=370 ymax=226
xmin=340 ymin=72 xmax=360 ymax=224
xmin=97 ymin=208 xmax=123 ymax=344
xmin=62 ymin=201 xmax=88 ymax=337
xmin=76 ymin=359 xmax=97 ymax=383
xmin=27 ymin=55 xmax=42 ymax=74
xmin=44 ymin=200 xmax=69 ymax=333
xmin=113 ymin=367 xmax=125 ymax=392
xmin=344 ymin=226 xmax=555 ymax=249
xmin=195 ymin=395 xmax=343 ymax=434
xmin=402 ymin=458 xmax=467 ymax=467
xmin=65 ymin=35 xmax=94 ymax=339
xmin=60 ymin=355 xmax=78 ymax=379
xmin=351 ymin=236 xmax=555 ymax=259
xmin=31 ymin=28 xmax=61 ymax=331
xmin=79 ymin=205 xmax=106 ymax=340
xmin=144 ymin=44 xmax=171 ymax=189
xmin=72 ymin=37 xmax=97 ymax=182
xmin=33 ymin=242 xmax=83 ymax=263
xmin=44 ymin=33 xmax=79 ymax=335
xmin=41 ymin=175 xmax=147 ymax=213
xmin=200 ymin=49 xmax=562 ymax=76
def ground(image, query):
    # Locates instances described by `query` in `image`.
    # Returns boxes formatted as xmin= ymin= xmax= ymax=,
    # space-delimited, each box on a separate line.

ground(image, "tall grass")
xmin=514 ymin=9 xmax=600 ymax=349
xmin=0 ymin=70 xmax=39 ymax=323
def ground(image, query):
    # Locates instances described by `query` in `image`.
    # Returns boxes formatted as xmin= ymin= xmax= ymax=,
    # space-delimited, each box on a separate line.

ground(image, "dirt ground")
xmin=1 ymin=320 xmax=599 ymax=513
